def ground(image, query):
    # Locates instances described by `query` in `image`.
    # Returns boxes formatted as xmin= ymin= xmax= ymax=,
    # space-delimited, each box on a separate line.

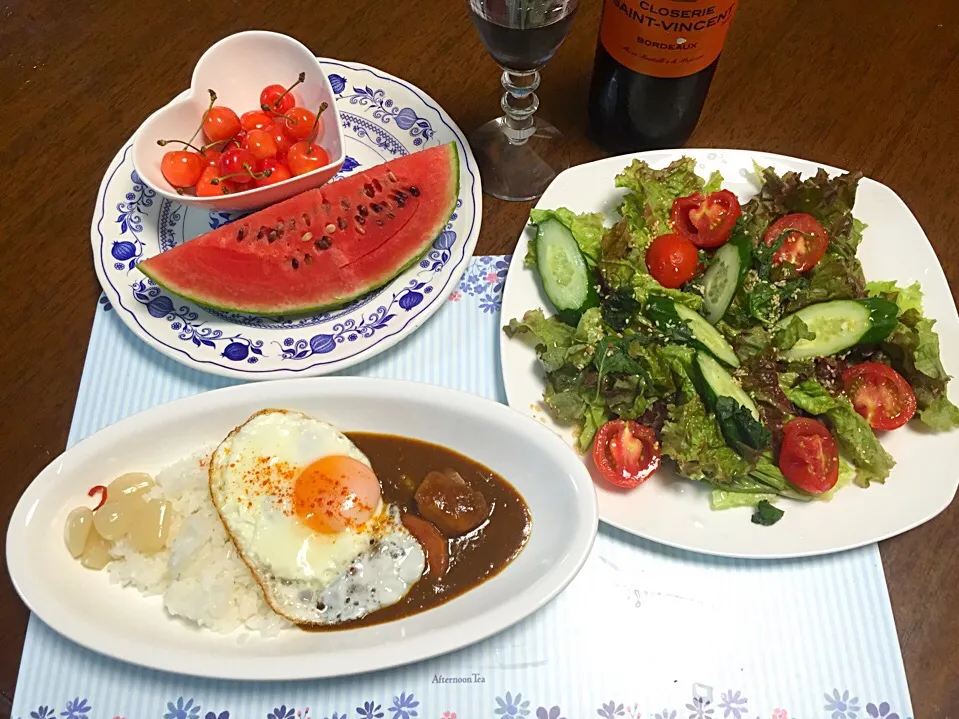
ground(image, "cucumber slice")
xmin=533 ymin=217 xmax=597 ymax=323
xmin=646 ymin=296 xmax=741 ymax=368
xmin=701 ymin=232 xmax=751 ymax=325
xmin=695 ymin=352 xmax=760 ymax=420
xmin=778 ymin=297 xmax=899 ymax=361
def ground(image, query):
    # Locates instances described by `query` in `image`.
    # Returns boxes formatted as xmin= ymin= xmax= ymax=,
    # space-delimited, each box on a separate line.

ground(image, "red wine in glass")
xmin=467 ymin=0 xmax=578 ymax=201
xmin=470 ymin=4 xmax=576 ymax=72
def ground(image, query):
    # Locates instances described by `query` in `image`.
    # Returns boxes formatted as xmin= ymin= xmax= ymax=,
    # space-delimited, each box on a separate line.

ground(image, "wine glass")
xmin=467 ymin=0 xmax=578 ymax=201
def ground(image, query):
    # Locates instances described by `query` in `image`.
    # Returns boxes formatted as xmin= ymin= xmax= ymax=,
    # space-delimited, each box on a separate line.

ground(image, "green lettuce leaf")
xmin=919 ymin=395 xmax=959 ymax=431
xmin=782 ymin=379 xmax=895 ymax=486
xmin=633 ymin=275 xmax=704 ymax=310
xmin=773 ymin=316 xmax=815 ymax=351
xmin=865 ymin=281 xmax=959 ymax=429
xmin=614 ymin=157 xmax=710 ymax=236
xmin=598 ymin=217 xmax=647 ymax=292
xmin=504 ymin=307 xmax=605 ymax=372
xmin=661 ymin=395 xmax=750 ymax=484
xmin=711 ymin=489 xmax=779 ymax=511
xmin=703 ymin=171 xmax=723 ymax=194
xmin=866 ymin=280 xmax=922 ymax=313
xmin=528 ymin=208 xmax=606 ymax=264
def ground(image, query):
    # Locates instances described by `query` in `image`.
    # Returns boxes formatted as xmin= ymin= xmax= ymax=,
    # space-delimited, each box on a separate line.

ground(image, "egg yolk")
xmin=294 ymin=455 xmax=381 ymax=534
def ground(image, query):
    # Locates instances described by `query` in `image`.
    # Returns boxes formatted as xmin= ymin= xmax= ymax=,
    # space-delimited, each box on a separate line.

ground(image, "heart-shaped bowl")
xmin=131 ymin=30 xmax=345 ymax=213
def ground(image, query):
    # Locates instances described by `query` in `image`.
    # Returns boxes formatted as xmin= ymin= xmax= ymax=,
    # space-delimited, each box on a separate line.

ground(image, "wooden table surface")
xmin=2 ymin=0 xmax=958 ymax=715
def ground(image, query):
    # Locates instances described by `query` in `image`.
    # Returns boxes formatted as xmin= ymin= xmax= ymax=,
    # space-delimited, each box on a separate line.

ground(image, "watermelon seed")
xmin=274 ymin=221 xmax=285 ymax=234
xmin=363 ymin=183 xmax=375 ymax=198
xmin=236 ymin=227 xmax=247 ymax=241
xmin=303 ymin=213 xmax=312 ymax=226
xmin=387 ymin=171 xmax=397 ymax=183
xmin=370 ymin=203 xmax=382 ymax=213
xmin=409 ymin=186 xmax=420 ymax=197
xmin=303 ymin=253 xmax=312 ymax=265
xmin=291 ymin=258 xmax=299 ymax=270
xmin=341 ymin=198 xmax=351 ymax=211
xmin=257 ymin=226 xmax=268 ymax=241
xmin=268 ymin=230 xmax=279 ymax=242
xmin=301 ymin=232 xmax=314 ymax=243
xmin=315 ymin=237 xmax=332 ymax=250
xmin=376 ymin=218 xmax=384 ymax=227
xmin=372 ymin=178 xmax=383 ymax=192
xmin=325 ymin=223 xmax=336 ymax=234
xmin=394 ymin=196 xmax=406 ymax=209
xmin=288 ymin=218 xmax=296 ymax=230
xmin=322 ymin=201 xmax=331 ymax=214
xmin=355 ymin=215 xmax=366 ymax=225
xmin=358 ymin=205 xmax=369 ymax=217
xmin=356 ymin=225 xmax=366 ymax=235
xmin=386 ymin=212 xmax=396 ymax=220
xmin=337 ymin=217 xmax=348 ymax=231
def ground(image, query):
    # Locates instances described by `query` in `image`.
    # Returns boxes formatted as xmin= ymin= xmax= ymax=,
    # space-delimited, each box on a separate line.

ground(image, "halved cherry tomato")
xmin=670 ymin=189 xmax=742 ymax=248
xmin=779 ymin=417 xmax=839 ymax=494
xmin=401 ymin=513 xmax=448 ymax=578
xmin=592 ymin=420 xmax=661 ymax=488
xmin=763 ymin=213 xmax=828 ymax=273
xmin=842 ymin=362 xmax=917 ymax=430
xmin=645 ymin=233 xmax=699 ymax=289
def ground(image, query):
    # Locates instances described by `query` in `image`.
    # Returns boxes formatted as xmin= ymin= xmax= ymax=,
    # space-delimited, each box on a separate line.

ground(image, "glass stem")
xmin=500 ymin=68 xmax=540 ymax=145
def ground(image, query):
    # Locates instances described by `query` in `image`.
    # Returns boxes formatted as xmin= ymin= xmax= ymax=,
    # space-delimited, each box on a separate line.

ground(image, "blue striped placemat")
xmin=12 ymin=256 xmax=913 ymax=719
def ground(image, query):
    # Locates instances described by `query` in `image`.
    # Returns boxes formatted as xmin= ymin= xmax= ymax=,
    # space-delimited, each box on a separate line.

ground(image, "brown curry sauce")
xmin=300 ymin=432 xmax=531 ymax=631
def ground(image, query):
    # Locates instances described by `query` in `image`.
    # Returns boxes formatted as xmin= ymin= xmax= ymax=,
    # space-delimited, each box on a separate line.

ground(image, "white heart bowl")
xmin=131 ymin=30 xmax=345 ymax=213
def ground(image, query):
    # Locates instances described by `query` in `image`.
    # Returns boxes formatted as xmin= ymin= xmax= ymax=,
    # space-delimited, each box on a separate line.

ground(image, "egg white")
xmin=209 ymin=409 xmax=425 ymax=625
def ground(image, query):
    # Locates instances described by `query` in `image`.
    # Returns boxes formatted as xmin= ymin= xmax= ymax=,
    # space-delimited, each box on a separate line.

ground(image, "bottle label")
xmin=599 ymin=0 xmax=738 ymax=78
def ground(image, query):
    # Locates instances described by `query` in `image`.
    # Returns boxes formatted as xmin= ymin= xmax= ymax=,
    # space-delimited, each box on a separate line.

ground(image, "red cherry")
xmin=196 ymin=166 xmax=229 ymax=196
xmin=265 ymin=123 xmax=294 ymax=160
xmin=160 ymin=151 xmax=203 ymax=188
xmin=199 ymin=148 xmax=222 ymax=167
xmin=287 ymin=141 xmax=330 ymax=176
xmin=217 ymin=147 xmax=257 ymax=184
xmin=203 ymin=106 xmax=241 ymax=143
xmin=284 ymin=107 xmax=318 ymax=141
xmin=254 ymin=159 xmax=293 ymax=187
xmin=240 ymin=110 xmax=273 ymax=132
xmin=242 ymin=129 xmax=279 ymax=161
xmin=260 ymin=84 xmax=296 ymax=114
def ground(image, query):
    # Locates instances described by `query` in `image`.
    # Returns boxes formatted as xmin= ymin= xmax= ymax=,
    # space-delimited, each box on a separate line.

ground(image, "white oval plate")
xmin=500 ymin=148 xmax=959 ymax=559
xmin=92 ymin=59 xmax=481 ymax=380
xmin=6 ymin=378 xmax=597 ymax=680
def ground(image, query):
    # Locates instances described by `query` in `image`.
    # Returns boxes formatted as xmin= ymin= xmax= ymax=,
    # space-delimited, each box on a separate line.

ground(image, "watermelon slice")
xmin=138 ymin=142 xmax=460 ymax=315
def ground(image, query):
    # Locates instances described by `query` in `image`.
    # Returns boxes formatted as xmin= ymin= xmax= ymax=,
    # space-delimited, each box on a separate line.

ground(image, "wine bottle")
xmin=587 ymin=0 xmax=739 ymax=154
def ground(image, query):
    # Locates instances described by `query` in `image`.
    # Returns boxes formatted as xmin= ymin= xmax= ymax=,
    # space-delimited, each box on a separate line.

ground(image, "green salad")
xmin=505 ymin=157 xmax=959 ymax=525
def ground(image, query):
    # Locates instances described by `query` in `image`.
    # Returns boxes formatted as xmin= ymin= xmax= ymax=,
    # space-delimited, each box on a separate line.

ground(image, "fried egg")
xmin=209 ymin=409 xmax=425 ymax=625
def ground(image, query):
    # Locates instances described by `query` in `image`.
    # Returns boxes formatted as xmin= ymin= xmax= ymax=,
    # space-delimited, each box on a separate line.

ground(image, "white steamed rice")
xmin=105 ymin=448 xmax=291 ymax=637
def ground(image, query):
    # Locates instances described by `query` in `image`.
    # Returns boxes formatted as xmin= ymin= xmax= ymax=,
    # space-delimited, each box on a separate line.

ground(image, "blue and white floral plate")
xmin=91 ymin=59 xmax=481 ymax=380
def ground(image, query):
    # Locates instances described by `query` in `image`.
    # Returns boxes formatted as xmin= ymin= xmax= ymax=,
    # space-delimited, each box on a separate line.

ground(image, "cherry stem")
xmin=260 ymin=104 xmax=290 ymax=119
xmin=271 ymin=71 xmax=306 ymax=109
xmin=201 ymin=139 xmax=231 ymax=152
xmin=305 ymin=102 xmax=329 ymax=155
xmin=211 ymin=164 xmax=271 ymax=185
xmin=186 ymin=89 xmax=218 ymax=147
xmin=157 ymin=139 xmax=203 ymax=153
